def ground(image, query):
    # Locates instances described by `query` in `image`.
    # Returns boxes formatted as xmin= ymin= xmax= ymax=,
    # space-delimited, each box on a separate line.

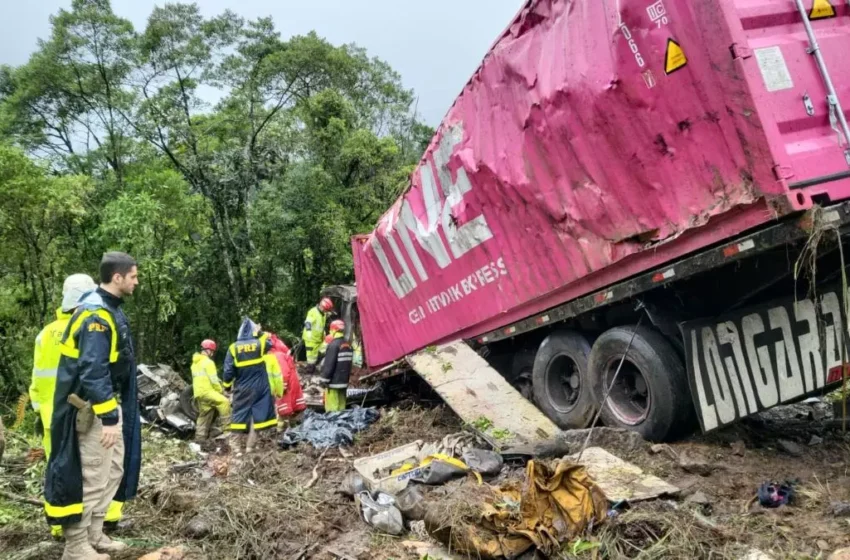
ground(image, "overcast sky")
xmin=0 ymin=0 xmax=522 ymax=126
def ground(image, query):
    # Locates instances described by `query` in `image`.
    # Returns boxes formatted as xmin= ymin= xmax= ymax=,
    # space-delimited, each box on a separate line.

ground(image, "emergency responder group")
xmin=33 ymin=252 xmax=353 ymax=558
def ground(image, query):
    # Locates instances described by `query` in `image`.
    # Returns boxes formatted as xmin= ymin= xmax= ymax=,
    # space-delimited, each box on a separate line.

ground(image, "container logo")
xmin=367 ymin=122 xmax=497 ymax=300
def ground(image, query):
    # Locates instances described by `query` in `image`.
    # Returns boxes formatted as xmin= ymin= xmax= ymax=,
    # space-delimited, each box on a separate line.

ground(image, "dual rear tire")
xmin=531 ymin=325 xmax=694 ymax=441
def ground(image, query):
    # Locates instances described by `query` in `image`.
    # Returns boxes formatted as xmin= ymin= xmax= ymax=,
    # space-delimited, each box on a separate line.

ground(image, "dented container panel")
xmin=353 ymin=0 xmax=850 ymax=366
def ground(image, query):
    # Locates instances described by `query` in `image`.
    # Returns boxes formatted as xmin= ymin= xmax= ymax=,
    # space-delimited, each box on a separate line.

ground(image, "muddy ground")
xmin=2 ymin=398 xmax=850 ymax=560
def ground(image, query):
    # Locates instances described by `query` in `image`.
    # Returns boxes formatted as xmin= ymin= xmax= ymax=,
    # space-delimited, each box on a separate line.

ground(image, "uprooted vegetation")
xmin=2 ymin=399 xmax=850 ymax=559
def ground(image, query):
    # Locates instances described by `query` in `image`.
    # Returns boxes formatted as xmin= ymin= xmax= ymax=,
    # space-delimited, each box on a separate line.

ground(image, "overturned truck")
xmin=350 ymin=0 xmax=850 ymax=441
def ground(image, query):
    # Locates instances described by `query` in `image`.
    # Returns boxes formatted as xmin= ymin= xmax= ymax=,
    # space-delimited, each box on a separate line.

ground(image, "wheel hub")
xmin=546 ymin=354 xmax=582 ymax=413
xmin=605 ymin=360 xmax=650 ymax=425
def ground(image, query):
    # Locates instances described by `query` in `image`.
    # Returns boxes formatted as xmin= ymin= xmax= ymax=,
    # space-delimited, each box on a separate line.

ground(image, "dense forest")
xmin=0 ymin=0 xmax=432 ymax=398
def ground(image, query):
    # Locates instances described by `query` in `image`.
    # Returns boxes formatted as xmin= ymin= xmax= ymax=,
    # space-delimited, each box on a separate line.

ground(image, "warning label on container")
xmin=754 ymin=46 xmax=794 ymax=92
xmin=810 ymin=0 xmax=835 ymax=20
xmin=664 ymin=39 xmax=687 ymax=75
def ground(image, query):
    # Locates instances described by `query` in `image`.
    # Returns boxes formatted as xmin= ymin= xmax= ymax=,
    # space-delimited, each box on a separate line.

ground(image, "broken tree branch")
xmin=304 ymin=449 xmax=329 ymax=489
xmin=0 ymin=489 xmax=42 ymax=506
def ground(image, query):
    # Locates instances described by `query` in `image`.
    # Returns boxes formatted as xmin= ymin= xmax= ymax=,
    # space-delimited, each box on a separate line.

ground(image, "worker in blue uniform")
xmin=223 ymin=319 xmax=283 ymax=454
xmin=44 ymin=252 xmax=142 ymax=560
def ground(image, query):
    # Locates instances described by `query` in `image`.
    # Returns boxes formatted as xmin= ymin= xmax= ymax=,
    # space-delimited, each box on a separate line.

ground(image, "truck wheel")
xmin=512 ymin=350 xmax=536 ymax=401
xmin=179 ymin=386 xmax=199 ymax=421
xmin=532 ymin=330 xmax=596 ymax=429
xmin=588 ymin=325 xmax=693 ymax=442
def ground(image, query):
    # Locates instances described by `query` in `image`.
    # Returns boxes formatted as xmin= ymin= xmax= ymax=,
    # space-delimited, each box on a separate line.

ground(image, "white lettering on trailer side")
xmin=701 ymin=327 xmax=736 ymax=424
xmin=684 ymin=285 xmax=850 ymax=432
xmin=690 ymin=330 xmax=718 ymax=431
xmin=370 ymin=122 xmax=495 ymax=300
xmin=717 ymin=321 xmax=758 ymax=415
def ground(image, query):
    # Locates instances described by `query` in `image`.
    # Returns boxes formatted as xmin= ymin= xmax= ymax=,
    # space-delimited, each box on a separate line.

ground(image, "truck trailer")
xmin=351 ymin=0 xmax=850 ymax=441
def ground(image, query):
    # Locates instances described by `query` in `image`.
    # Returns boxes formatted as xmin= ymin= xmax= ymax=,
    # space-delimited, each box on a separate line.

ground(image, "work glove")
xmin=317 ymin=377 xmax=329 ymax=387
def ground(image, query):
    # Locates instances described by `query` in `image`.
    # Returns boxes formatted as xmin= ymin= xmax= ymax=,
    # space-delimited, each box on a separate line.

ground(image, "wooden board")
xmin=407 ymin=342 xmax=559 ymax=445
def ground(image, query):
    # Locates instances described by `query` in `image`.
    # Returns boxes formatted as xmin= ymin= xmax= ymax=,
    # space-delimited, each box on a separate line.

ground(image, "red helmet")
xmin=329 ymin=320 xmax=345 ymax=333
xmin=201 ymin=339 xmax=217 ymax=352
xmin=319 ymin=297 xmax=334 ymax=312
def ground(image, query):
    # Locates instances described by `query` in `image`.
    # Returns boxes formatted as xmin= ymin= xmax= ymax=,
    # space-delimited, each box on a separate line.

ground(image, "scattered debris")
xmin=809 ymin=434 xmax=824 ymax=446
xmin=279 ymin=407 xmax=380 ymax=449
xmin=137 ymin=545 xmax=189 ymax=560
xmin=678 ymin=450 xmax=721 ymax=476
xmin=357 ymin=491 xmax=404 ymax=535
xmin=462 ymin=448 xmax=503 ymax=477
xmin=572 ymin=447 xmax=679 ymax=502
xmin=777 ymin=439 xmax=805 ymax=457
xmin=685 ymin=490 xmax=711 ymax=506
xmin=757 ymin=481 xmax=794 ymax=508
xmin=829 ymin=501 xmax=850 ymax=517
xmin=739 ymin=548 xmax=775 ymax=560
xmin=731 ymin=440 xmax=747 ymax=456
xmin=424 ymin=460 xmax=607 ymax=558
xmin=183 ymin=516 xmax=211 ymax=539
xmin=829 ymin=548 xmax=850 ymax=560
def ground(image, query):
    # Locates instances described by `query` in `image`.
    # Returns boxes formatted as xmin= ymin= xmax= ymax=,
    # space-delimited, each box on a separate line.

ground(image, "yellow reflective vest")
xmin=264 ymin=354 xmax=284 ymax=398
xmin=191 ymin=353 xmax=223 ymax=399
xmin=29 ymin=309 xmax=73 ymax=412
xmin=302 ymin=306 xmax=326 ymax=349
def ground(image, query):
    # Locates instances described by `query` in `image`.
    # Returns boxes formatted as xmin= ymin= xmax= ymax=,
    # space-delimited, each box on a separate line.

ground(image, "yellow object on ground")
xmin=324 ymin=388 xmax=346 ymax=412
xmin=427 ymin=459 xmax=608 ymax=558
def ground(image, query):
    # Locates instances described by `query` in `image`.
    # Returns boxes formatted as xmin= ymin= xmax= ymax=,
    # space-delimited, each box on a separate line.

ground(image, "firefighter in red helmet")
xmin=318 ymin=320 xmax=352 ymax=412
xmin=191 ymin=339 xmax=231 ymax=441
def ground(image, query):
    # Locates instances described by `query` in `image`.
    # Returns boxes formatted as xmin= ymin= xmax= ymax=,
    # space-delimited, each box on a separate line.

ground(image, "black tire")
xmin=588 ymin=325 xmax=694 ymax=442
xmin=532 ymin=330 xmax=596 ymax=429
xmin=511 ymin=350 xmax=536 ymax=401
xmin=179 ymin=386 xmax=199 ymax=421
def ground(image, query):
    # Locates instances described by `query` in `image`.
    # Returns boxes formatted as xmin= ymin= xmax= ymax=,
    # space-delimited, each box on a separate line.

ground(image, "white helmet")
xmin=62 ymin=274 xmax=97 ymax=312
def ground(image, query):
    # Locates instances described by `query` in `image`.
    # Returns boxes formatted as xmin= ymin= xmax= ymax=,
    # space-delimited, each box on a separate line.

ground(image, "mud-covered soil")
xmin=2 ymin=399 xmax=850 ymax=559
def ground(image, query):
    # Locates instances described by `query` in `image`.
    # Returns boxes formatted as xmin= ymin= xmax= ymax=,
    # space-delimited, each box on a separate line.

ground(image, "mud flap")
xmin=406 ymin=342 xmax=559 ymax=445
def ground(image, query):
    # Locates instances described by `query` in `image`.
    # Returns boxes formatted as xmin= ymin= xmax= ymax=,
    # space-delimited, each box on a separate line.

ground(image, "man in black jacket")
xmin=45 ymin=252 xmax=142 ymax=560
xmin=318 ymin=320 xmax=352 ymax=412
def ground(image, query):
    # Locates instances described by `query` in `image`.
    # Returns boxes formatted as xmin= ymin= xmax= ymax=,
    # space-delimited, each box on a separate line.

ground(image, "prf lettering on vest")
xmin=368 ymin=122 xmax=494 ymax=299
xmin=237 ymin=343 xmax=258 ymax=353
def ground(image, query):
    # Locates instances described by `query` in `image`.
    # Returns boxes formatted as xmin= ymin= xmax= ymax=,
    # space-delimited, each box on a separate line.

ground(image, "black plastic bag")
xmin=279 ymin=407 xmax=380 ymax=449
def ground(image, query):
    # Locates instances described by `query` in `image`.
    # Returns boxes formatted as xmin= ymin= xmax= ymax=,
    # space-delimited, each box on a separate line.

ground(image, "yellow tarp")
xmin=427 ymin=459 xmax=608 ymax=558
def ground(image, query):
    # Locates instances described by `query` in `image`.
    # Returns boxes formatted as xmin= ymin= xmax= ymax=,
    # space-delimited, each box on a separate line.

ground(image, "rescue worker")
xmin=318 ymin=320 xmax=353 ymax=412
xmin=30 ymin=274 xmax=96 ymax=459
xmin=44 ymin=252 xmax=142 ymax=560
xmin=223 ymin=319 xmax=283 ymax=454
xmin=269 ymin=334 xmax=305 ymax=430
xmin=191 ymin=340 xmax=231 ymax=441
xmin=302 ymin=297 xmax=334 ymax=374
xmin=30 ymin=273 xmax=96 ymax=539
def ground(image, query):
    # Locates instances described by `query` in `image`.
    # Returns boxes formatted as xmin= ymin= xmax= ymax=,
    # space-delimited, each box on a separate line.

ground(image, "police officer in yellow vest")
xmin=223 ymin=319 xmax=283 ymax=454
xmin=302 ymin=297 xmax=334 ymax=374
xmin=191 ymin=339 xmax=231 ymax=441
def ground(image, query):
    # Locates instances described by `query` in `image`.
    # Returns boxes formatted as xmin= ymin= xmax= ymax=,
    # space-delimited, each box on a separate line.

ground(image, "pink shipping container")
xmin=353 ymin=0 xmax=850 ymax=367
